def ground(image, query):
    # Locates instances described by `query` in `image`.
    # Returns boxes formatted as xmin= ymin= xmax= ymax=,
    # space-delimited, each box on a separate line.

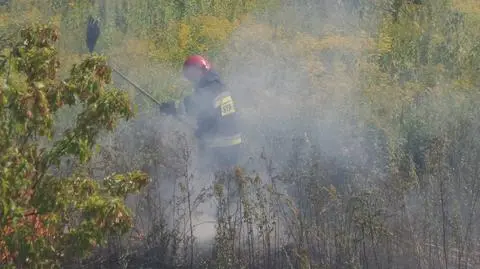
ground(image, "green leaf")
xmin=0 ymin=24 xmax=147 ymax=267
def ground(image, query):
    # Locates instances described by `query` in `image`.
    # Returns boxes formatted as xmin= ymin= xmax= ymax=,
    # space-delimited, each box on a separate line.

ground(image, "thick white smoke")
xmin=95 ymin=0 xmax=379 ymax=251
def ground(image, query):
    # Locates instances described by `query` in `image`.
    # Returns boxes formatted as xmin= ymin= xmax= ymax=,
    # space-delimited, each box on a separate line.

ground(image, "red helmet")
xmin=183 ymin=55 xmax=211 ymax=74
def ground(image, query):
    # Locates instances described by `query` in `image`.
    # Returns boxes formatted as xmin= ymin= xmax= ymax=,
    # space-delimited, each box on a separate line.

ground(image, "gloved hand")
xmin=159 ymin=101 xmax=176 ymax=115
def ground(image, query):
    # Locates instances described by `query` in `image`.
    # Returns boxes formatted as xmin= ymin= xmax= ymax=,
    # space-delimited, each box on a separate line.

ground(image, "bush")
xmin=0 ymin=24 xmax=148 ymax=268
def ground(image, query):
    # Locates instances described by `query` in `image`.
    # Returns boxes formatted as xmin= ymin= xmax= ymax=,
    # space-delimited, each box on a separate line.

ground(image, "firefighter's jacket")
xmin=166 ymin=70 xmax=242 ymax=149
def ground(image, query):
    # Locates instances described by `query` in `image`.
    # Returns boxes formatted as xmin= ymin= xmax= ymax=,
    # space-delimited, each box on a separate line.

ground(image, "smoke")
xmin=195 ymin=0 xmax=375 ymax=243
xmin=94 ymin=0 xmax=378 ymax=175
xmin=94 ymin=0 xmax=380 ymax=250
xmin=8 ymin=1 xmax=480 ymax=267
xmin=222 ymin=0 xmax=372 ymax=172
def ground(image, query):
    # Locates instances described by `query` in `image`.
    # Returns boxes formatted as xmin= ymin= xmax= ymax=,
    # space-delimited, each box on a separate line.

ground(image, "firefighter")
xmin=159 ymin=55 xmax=242 ymax=171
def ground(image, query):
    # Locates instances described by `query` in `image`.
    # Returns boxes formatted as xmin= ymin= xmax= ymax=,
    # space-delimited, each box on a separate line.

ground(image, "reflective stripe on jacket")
xmin=208 ymin=91 xmax=241 ymax=148
xmin=204 ymin=133 xmax=242 ymax=148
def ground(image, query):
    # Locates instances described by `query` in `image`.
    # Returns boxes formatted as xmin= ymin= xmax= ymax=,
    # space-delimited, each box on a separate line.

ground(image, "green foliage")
xmin=0 ymin=24 xmax=149 ymax=267
xmin=3 ymin=0 xmax=480 ymax=268
xmin=360 ymin=0 xmax=480 ymax=164
xmin=0 ymin=0 xmax=281 ymax=103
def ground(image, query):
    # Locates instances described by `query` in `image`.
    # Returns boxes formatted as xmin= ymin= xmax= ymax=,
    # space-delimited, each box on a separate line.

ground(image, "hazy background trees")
xmin=2 ymin=0 xmax=480 ymax=268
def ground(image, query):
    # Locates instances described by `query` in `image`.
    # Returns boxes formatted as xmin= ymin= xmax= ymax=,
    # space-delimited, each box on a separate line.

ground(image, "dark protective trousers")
xmin=211 ymin=144 xmax=241 ymax=171
xmin=197 ymin=142 xmax=241 ymax=173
